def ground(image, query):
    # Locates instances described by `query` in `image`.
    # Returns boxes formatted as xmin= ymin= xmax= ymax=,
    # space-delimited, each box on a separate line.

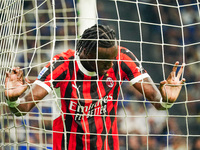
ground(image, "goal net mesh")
xmin=1 ymin=0 xmax=200 ymax=149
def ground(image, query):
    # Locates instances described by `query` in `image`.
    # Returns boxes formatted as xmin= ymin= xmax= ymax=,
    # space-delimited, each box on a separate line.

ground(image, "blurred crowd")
xmin=1 ymin=0 xmax=200 ymax=149
xmin=115 ymin=0 xmax=200 ymax=149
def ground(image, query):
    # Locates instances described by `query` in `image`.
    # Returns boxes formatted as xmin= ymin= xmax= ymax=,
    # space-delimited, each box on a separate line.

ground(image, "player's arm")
xmin=4 ymin=67 xmax=48 ymax=116
xmin=133 ymin=61 xmax=185 ymax=110
xmin=133 ymin=77 xmax=164 ymax=110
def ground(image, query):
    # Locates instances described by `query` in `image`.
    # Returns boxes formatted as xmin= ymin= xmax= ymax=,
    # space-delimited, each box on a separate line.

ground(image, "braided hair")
xmin=76 ymin=24 xmax=116 ymax=56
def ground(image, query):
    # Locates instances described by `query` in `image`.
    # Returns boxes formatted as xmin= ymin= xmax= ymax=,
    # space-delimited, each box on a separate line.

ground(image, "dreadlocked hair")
xmin=76 ymin=24 xmax=116 ymax=56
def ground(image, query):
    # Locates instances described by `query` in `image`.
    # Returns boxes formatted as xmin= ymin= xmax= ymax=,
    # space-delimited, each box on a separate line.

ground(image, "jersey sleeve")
xmin=120 ymin=48 xmax=150 ymax=85
xmin=34 ymin=53 xmax=69 ymax=93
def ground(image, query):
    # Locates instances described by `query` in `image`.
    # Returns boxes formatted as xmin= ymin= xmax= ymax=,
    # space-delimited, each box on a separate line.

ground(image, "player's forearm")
xmin=144 ymin=85 xmax=172 ymax=110
xmin=145 ymin=88 xmax=175 ymax=110
xmin=7 ymin=84 xmax=48 ymax=116
xmin=8 ymin=94 xmax=38 ymax=116
xmin=9 ymin=105 xmax=30 ymax=116
xmin=134 ymin=77 xmax=167 ymax=110
xmin=152 ymin=100 xmax=166 ymax=110
xmin=144 ymin=89 xmax=165 ymax=110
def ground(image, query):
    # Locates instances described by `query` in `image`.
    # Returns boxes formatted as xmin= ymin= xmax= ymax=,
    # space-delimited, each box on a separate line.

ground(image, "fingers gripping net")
xmin=1 ymin=0 xmax=200 ymax=150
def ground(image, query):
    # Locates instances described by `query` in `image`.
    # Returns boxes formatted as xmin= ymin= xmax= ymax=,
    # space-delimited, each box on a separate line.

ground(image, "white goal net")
xmin=1 ymin=0 xmax=200 ymax=150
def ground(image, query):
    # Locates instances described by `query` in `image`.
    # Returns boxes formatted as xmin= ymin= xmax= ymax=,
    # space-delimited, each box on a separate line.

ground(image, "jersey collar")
xmin=76 ymin=55 xmax=97 ymax=76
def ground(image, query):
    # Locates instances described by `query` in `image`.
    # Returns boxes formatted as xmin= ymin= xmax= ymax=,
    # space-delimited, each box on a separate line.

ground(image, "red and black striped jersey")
xmin=35 ymin=47 xmax=149 ymax=150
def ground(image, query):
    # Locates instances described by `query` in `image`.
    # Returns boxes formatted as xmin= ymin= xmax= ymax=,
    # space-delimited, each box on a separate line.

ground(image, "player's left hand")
xmin=5 ymin=67 xmax=30 ymax=101
xmin=159 ymin=61 xmax=186 ymax=103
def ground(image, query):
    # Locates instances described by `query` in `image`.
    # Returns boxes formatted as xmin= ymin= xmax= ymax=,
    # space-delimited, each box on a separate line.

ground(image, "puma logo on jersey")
xmin=72 ymin=83 xmax=82 ymax=98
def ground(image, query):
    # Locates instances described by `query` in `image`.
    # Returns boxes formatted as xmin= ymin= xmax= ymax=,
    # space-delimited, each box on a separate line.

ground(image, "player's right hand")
xmin=5 ymin=67 xmax=30 ymax=101
xmin=159 ymin=61 xmax=185 ymax=104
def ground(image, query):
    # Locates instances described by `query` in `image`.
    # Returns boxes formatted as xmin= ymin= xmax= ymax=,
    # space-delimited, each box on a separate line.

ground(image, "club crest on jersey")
xmin=106 ymin=77 xmax=114 ymax=88
xmin=38 ymin=67 xmax=48 ymax=79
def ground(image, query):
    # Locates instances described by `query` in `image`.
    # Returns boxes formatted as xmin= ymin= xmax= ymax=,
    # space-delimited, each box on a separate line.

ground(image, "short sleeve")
xmin=120 ymin=48 xmax=150 ymax=85
xmin=35 ymin=53 xmax=69 ymax=92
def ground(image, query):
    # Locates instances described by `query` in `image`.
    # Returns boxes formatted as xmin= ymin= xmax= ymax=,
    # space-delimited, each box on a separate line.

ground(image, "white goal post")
xmin=1 ymin=0 xmax=200 ymax=150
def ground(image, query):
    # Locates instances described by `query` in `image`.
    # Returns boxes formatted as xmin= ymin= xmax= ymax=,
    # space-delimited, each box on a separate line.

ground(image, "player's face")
xmin=97 ymin=46 xmax=118 ymax=75
xmin=88 ymin=45 xmax=118 ymax=76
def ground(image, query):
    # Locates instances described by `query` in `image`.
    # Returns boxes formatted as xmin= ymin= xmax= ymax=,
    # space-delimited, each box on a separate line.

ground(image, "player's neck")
xmin=80 ymin=59 xmax=95 ymax=72
xmin=79 ymin=52 xmax=96 ymax=72
xmin=79 ymin=55 xmax=95 ymax=72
